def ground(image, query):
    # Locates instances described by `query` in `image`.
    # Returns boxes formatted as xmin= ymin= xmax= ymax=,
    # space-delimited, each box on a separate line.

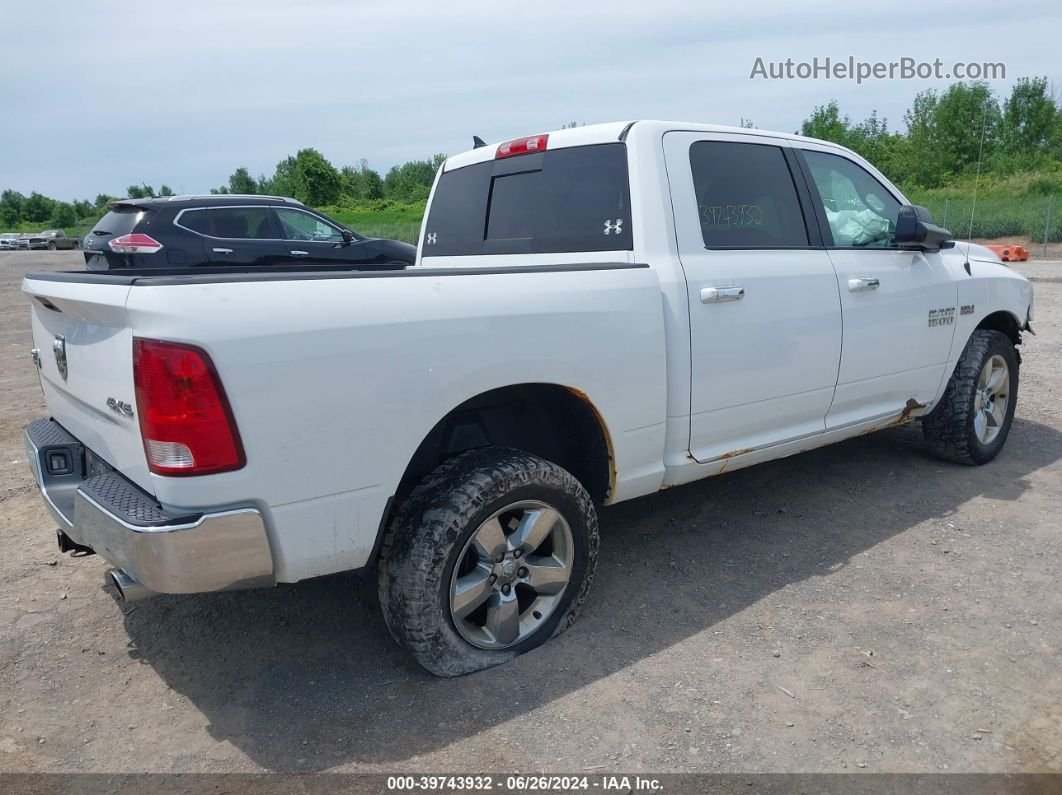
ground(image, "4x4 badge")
xmin=52 ymin=335 xmax=68 ymax=380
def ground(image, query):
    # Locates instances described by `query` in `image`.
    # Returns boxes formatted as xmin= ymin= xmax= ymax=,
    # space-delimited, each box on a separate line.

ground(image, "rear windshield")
xmin=423 ymin=143 xmax=633 ymax=256
xmin=90 ymin=207 xmax=152 ymax=237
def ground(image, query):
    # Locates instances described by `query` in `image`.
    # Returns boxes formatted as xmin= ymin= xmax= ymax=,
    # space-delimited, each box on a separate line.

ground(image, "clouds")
xmin=1 ymin=0 xmax=1058 ymax=199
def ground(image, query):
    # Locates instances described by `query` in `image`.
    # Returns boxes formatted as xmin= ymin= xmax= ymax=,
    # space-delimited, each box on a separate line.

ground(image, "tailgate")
xmin=23 ymin=275 xmax=152 ymax=492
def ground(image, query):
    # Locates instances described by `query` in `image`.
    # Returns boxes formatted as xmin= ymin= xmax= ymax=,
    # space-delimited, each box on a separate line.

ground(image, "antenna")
xmin=963 ymin=109 xmax=989 ymax=270
xmin=472 ymin=136 xmax=487 ymax=149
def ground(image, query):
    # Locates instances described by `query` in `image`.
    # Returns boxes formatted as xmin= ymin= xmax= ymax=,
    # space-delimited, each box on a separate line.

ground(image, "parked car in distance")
xmin=0 ymin=233 xmax=22 ymax=250
xmin=82 ymin=194 xmax=416 ymax=270
xmin=20 ymin=230 xmax=81 ymax=250
xmin=23 ymin=121 xmax=1033 ymax=677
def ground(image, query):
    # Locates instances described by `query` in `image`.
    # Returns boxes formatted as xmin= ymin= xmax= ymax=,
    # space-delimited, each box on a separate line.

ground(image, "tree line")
xmin=792 ymin=76 xmax=1061 ymax=192
xmin=0 ymin=150 xmax=446 ymax=231
xmin=2 ymin=76 xmax=1059 ymax=233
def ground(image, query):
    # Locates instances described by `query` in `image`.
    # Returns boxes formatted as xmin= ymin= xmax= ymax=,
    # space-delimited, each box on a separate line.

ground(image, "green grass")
xmin=318 ymin=201 xmax=425 ymax=243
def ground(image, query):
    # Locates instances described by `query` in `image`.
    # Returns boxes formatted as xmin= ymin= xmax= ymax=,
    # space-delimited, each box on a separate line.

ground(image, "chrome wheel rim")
xmin=449 ymin=500 xmax=574 ymax=650
xmin=973 ymin=354 xmax=1010 ymax=445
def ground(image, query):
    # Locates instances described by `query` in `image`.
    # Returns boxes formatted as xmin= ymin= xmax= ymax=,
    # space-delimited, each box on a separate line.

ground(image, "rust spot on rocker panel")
xmin=893 ymin=398 xmax=928 ymax=426
xmin=714 ymin=447 xmax=754 ymax=476
xmin=721 ymin=447 xmax=753 ymax=459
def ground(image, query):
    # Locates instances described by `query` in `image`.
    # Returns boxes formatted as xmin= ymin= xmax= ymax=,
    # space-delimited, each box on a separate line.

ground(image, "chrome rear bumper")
xmin=25 ymin=418 xmax=274 ymax=594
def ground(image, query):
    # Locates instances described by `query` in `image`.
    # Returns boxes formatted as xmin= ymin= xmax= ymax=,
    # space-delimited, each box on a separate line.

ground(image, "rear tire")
xmin=922 ymin=329 xmax=1018 ymax=465
xmin=377 ymin=447 xmax=599 ymax=677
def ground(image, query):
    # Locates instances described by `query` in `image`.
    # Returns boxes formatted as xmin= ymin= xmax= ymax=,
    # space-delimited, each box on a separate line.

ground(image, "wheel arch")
xmin=975 ymin=309 xmax=1023 ymax=346
xmin=372 ymin=383 xmax=615 ymax=563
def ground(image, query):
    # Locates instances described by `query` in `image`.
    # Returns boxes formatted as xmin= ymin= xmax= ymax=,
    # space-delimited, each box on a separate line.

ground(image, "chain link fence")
xmin=917 ymin=195 xmax=1060 ymax=255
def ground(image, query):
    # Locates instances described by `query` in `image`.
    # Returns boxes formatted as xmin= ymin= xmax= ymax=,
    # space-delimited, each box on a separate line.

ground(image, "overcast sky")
xmin=2 ymin=0 xmax=1059 ymax=201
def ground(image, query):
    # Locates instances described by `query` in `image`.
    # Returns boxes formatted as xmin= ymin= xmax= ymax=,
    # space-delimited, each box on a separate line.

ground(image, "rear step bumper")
xmin=25 ymin=418 xmax=274 ymax=595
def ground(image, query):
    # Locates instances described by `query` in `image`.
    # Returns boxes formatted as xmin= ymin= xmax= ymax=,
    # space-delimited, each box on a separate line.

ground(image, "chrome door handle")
xmin=700 ymin=286 xmax=745 ymax=304
xmin=848 ymin=277 xmax=880 ymax=292
xmin=212 ymin=247 xmax=233 ymax=254
xmin=290 ymin=250 xmax=309 ymax=256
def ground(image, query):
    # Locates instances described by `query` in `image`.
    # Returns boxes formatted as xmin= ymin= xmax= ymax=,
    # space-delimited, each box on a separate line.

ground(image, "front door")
xmin=794 ymin=145 xmax=959 ymax=429
xmin=663 ymin=132 xmax=843 ymax=463
xmin=273 ymin=207 xmax=371 ymax=266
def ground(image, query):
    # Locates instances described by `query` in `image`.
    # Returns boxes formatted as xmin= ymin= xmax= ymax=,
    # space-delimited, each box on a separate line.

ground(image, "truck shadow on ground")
xmin=119 ymin=418 xmax=1062 ymax=770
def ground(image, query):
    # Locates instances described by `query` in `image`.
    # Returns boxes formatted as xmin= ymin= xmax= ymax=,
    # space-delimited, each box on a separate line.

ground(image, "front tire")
xmin=922 ymin=329 xmax=1018 ymax=465
xmin=47 ymin=241 xmax=56 ymax=251
xmin=377 ymin=447 xmax=599 ymax=677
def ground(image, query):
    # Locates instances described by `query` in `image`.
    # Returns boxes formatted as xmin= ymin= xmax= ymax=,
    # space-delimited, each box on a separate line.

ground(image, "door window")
xmin=275 ymin=208 xmax=345 ymax=242
xmin=180 ymin=207 xmax=275 ymax=239
xmin=801 ymin=151 xmax=901 ymax=248
xmin=688 ymin=141 xmax=809 ymax=248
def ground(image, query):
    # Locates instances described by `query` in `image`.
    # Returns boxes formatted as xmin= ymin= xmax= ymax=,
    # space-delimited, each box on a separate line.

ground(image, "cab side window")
xmin=275 ymin=208 xmax=344 ymax=242
xmin=801 ymin=151 xmax=901 ymax=248
xmin=689 ymin=141 xmax=809 ymax=248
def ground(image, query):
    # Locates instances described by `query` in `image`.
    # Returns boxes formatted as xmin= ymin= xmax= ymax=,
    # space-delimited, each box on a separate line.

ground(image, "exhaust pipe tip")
xmin=107 ymin=568 xmax=153 ymax=603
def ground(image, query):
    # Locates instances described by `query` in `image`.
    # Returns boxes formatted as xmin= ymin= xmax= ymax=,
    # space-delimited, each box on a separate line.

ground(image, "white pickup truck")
xmin=23 ymin=121 xmax=1033 ymax=676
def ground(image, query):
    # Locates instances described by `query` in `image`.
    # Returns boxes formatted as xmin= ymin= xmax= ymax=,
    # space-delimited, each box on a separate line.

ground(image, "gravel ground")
xmin=1 ymin=251 xmax=1060 ymax=774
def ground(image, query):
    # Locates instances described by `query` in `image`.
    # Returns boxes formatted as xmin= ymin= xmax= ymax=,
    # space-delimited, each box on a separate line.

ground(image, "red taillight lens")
xmin=496 ymin=134 xmax=549 ymax=159
xmin=133 ymin=338 xmax=245 ymax=476
xmin=109 ymin=233 xmax=163 ymax=254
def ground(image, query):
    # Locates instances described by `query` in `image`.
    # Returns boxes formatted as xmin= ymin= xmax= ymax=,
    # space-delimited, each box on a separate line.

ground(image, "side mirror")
xmin=893 ymin=204 xmax=951 ymax=250
xmin=341 ymin=229 xmax=354 ymax=244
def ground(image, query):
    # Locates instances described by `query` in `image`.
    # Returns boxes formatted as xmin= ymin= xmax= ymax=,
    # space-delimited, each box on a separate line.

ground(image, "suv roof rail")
xmin=160 ymin=194 xmax=304 ymax=204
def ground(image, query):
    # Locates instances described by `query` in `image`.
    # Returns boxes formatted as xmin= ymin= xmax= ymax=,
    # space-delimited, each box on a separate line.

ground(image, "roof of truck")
xmin=444 ymin=120 xmax=853 ymax=171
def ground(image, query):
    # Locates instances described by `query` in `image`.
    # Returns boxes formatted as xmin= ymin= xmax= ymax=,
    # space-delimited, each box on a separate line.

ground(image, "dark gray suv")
xmin=83 ymin=194 xmax=416 ymax=270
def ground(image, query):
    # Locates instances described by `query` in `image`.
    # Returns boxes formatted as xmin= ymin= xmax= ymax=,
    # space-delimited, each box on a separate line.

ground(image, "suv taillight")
xmin=133 ymin=338 xmax=245 ymax=476
xmin=109 ymin=233 xmax=163 ymax=254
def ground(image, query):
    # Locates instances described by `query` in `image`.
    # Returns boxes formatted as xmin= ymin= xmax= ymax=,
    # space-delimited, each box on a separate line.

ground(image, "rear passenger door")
xmin=663 ymin=132 xmax=843 ymax=463
xmin=177 ymin=206 xmax=288 ymax=266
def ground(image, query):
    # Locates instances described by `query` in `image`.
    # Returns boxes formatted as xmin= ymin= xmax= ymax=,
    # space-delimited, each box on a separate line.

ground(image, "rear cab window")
xmin=422 ymin=143 xmax=633 ymax=257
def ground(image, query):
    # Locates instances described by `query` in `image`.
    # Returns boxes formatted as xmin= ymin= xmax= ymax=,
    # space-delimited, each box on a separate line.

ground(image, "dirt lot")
xmin=1 ymin=251 xmax=1060 ymax=774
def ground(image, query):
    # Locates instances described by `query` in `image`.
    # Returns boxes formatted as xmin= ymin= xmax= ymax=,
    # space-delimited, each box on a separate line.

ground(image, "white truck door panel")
xmin=794 ymin=145 xmax=958 ymax=428
xmin=663 ymin=132 xmax=842 ymax=463
xmin=825 ymin=248 xmax=957 ymax=427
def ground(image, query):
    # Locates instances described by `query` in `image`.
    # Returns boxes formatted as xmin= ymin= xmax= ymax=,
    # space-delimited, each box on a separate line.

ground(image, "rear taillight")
xmin=496 ymin=134 xmax=549 ymax=159
xmin=133 ymin=338 xmax=245 ymax=476
xmin=109 ymin=233 xmax=163 ymax=254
